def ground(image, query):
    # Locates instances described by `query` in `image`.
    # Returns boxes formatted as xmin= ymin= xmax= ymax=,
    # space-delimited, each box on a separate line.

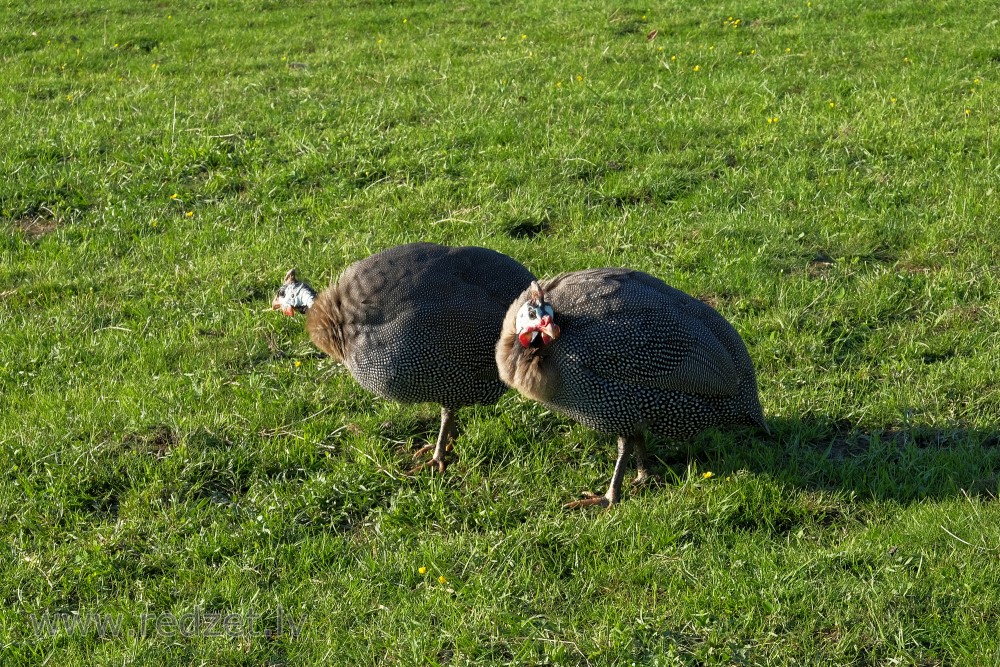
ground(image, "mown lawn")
xmin=2 ymin=0 xmax=1000 ymax=664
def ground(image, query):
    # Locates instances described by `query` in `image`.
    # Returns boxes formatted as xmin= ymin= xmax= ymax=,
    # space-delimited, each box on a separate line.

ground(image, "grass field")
xmin=3 ymin=0 xmax=1000 ymax=663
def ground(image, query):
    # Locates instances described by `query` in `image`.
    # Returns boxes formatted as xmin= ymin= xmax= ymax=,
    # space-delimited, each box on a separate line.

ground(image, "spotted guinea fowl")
xmin=496 ymin=269 xmax=766 ymax=507
xmin=272 ymin=243 xmax=535 ymax=472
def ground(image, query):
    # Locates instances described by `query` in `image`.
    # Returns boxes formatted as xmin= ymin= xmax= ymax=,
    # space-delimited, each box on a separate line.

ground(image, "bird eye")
xmin=528 ymin=311 xmax=537 ymax=320
xmin=278 ymin=288 xmax=286 ymax=297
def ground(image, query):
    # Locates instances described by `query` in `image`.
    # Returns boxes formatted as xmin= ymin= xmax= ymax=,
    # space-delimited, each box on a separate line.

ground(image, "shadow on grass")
xmin=649 ymin=416 xmax=1000 ymax=503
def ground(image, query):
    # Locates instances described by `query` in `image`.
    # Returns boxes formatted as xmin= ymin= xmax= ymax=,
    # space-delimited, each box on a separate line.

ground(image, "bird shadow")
xmin=646 ymin=416 xmax=1000 ymax=503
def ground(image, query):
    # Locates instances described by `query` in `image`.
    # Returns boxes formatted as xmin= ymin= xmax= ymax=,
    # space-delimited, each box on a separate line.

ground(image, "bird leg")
xmin=564 ymin=431 xmax=639 ymax=509
xmin=631 ymin=435 xmax=662 ymax=488
xmin=409 ymin=407 xmax=457 ymax=474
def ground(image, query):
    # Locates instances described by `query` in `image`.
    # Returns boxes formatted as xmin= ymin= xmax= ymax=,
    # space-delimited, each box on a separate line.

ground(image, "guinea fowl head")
xmin=514 ymin=281 xmax=561 ymax=348
xmin=272 ymin=269 xmax=317 ymax=317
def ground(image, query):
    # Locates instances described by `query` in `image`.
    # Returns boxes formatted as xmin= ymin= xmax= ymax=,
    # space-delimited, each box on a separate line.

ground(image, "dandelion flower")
xmin=890 ymin=97 xmax=897 ymax=104
xmin=438 ymin=575 xmax=447 ymax=584
xmin=418 ymin=566 xmax=427 ymax=574
xmin=185 ymin=211 xmax=194 ymax=217
xmin=785 ymin=47 xmax=791 ymax=53
xmin=702 ymin=471 xmax=714 ymax=479
xmin=151 ymin=63 xmax=158 ymax=69
xmin=693 ymin=65 xmax=700 ymax=72
xmin=294 ymin=360 xmax=302 ymax=368
xmin=965 ymin=108 xmax=972 ymax=116
xmin=828 ymin=101 xmax=835 ymax=108
xmin=974 ymin=78 xmax=981 ymax=85
xmin=521 ymin=34 xmax=527 ymax=40
xmin=670 ymin=55 xmax=676 ymax=61
xmin=402 ymin=18 xmax=407 ymax=23
xmin=576 ymin=74 xmax=583 ymax=82
xmin=170 ymin=193 xmax=179 ymax=199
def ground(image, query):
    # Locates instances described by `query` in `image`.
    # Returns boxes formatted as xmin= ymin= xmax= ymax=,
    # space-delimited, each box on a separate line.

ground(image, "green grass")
xmin=3 ymin=0 xmax=1000 ymax=663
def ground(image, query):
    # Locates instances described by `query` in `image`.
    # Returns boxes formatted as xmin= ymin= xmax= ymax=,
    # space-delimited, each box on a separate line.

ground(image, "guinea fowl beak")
xmin=272 ymin=298 xmax=295 ymax=317
xmin=538 ymin=315 xmax=560 ymax=343
xmin=517 ymin=316 xmax=560 ymax=348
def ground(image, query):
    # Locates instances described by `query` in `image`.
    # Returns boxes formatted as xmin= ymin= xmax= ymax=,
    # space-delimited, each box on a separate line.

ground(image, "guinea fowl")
xmin=496 ymin=269 xmax=767 ymax=507
xmin=272 ymin=243 xmax=535 ymax=472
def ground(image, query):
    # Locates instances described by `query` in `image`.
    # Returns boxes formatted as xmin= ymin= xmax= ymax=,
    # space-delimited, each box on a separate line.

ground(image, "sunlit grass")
xmin=2 ymin=0 xmax=1000 ymax=664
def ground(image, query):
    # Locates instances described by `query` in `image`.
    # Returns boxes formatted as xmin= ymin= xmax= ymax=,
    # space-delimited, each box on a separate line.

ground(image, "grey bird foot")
xmin=411 ymin=444 xmax=434 ymax=459
xmin=631 ymin=471 xmax=663 ymax=489
xmin=411 ymin=443 xmax=453 ymax=459
xmin=563 ymin=491 xmax=613 ymax=509
xmin=407 ymin=457 xmax=448 ymax=475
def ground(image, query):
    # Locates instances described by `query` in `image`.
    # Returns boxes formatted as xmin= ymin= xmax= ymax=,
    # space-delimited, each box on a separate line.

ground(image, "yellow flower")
xmin=521 ymin=34 xmax=527 ymax=40
xmin=974 ymin=78 xmax=981 ymax=85
xmin=438 ymin=575 xmax=447 ymax=584
xmin=402 ymin=18 xmax=407 ymax=23
xmin=786 ymin=47 xmax=791 ymax=53
xmin=576 ymin=74 xmax=583 ymax=82
xmin=828 ymin=101 xmax=835 ymax=108
xmin=185 ymin=211 xmax=194 ymax=217
xmin=556 ymin=81 xmax=562 ymax=87
xmin=151 ymin=63 xmax=158 ymax=69
xmin=170 ymin=193 xmax=179 ymax=199
xmin=890 ymin=97 xmax=897 ymax=104
xmin=670 ymin=55 xmax=676 ymax=61
xmin=294 ymin=360 xmax=302 ymax=368
xmin=151 ymin=220 xmax=158 ymax=228
xmin=965 ymin=108 xmax=972 ymax=116
xmin=418 ymin=566 xmax=427 ymax=574
xmin=167 ymin=15 xmax=172 ymax=19
xmin=702 ymin=471 xmax=714 ymax=479
xmin=692 ymin=65 xmax=700 ymax=72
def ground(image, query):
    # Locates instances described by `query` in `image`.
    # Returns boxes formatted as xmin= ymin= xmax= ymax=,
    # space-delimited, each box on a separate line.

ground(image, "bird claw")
xmin=631 ymin=472 xmax=663 ymax=489
xmin=412 ymin=442 xmax=453 ymax=459
xmin=563 ymin=492 xmax=612 ymax=509
xmin=407 ymin=457 xmax=448 ymax=475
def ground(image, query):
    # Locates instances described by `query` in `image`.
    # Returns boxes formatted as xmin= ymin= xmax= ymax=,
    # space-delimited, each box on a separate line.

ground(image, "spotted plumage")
xmin=496 ymin=268 xmax=766 ymax=506
xmin=273 ymin=243 xmax=535 ymax=471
